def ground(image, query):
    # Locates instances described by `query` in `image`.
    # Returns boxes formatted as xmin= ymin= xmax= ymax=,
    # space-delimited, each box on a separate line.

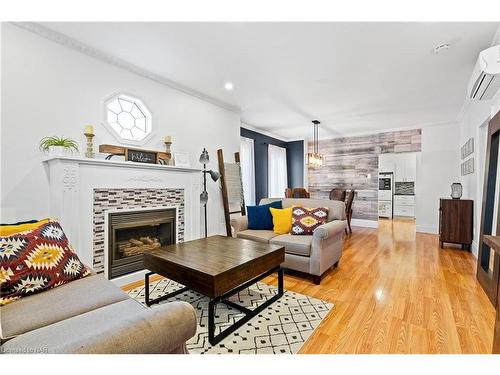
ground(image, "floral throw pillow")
xmin=291 ymin=207 xmax=329 ymax=235
xmin=0 ymin=219 xmax=90 ymax=306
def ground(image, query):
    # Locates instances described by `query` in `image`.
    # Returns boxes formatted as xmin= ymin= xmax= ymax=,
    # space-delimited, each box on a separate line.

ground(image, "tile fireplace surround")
xmin=43 ymin=156 xmax=202 ymax=285
xmin=93 ymin=189 xmax=184 ymax=276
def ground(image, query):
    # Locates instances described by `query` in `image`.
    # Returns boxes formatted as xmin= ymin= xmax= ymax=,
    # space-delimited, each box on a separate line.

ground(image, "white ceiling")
xmin=40 ymin=22 xmax=499 ymax=139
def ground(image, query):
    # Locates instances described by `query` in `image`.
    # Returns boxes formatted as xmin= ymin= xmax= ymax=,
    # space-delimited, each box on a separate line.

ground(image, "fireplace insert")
xmin=107 ymin=208 xmax=176 ymax=279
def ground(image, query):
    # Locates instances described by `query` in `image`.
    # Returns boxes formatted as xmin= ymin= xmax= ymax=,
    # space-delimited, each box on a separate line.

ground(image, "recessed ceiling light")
xmin=433 ymin=43 xmax=450 ymax=54
xmin=224 ymin=82 xmax=234 ymax=91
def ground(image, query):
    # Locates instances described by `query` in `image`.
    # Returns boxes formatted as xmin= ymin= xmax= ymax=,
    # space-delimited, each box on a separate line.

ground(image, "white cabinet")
xmin=405 ymin=153 xmax=416 ymax=181
xmin=394 ymin=153 xmax=416 ymax=182
xmin=394 ymin=205 xmax=415 ymax=217
xmin=378 ymin=153 xmax=395 ymax=173
xmin=394 ymin=195 xmax=415 ymax=218
xmin=394 ymin=195 xmax=415 ymax=205
xmin=394 ymin=155 xmax=405 ymax=182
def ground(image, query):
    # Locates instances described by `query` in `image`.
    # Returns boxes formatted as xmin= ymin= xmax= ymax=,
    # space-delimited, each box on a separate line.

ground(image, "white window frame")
xmin=240 ymin=136 xmax=256 ymax=205
xmin=103 ymin=92 xmax=154 ymax=146
xmin=268 ymin=144 xmax=288 ymax=198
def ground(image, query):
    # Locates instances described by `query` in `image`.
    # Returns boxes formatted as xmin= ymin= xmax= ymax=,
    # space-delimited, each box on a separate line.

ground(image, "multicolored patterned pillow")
xmin=291 ymin=207 xmax=329 ymax=235
xmin=0 ymin=219 xmax=90 ymax=306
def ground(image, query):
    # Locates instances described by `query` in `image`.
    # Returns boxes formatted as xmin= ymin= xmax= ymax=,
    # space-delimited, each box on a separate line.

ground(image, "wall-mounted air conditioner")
xmin=468 ymin=45 xmax=500 ymax=100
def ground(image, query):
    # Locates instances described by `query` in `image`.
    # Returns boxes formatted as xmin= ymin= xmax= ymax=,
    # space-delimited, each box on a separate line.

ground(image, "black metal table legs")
xmin=207 ymin=267 xmax=284 ymax=345
xmin=144 ymin=268 xmax=285 ymax=345
xmin=144 ymin=272 xmax=189 ymax=306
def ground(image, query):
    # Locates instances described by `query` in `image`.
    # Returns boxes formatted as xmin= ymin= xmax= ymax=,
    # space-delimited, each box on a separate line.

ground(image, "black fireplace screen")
xmin=107 ymin=208 xmax=176 ymax=279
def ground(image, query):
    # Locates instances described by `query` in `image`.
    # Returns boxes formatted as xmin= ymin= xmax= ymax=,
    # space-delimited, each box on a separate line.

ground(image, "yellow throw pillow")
xmin=269 ymin=207 xmax=293 ymax=234
xmin=0 ymin=218 xmax=50 ymax=236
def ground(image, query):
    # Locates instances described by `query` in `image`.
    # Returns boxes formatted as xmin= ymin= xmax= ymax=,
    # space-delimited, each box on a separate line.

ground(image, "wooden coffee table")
xmin=143 ymin=235 xmax=285 ymax=345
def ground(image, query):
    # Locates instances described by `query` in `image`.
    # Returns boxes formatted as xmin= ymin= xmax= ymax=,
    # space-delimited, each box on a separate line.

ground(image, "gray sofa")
xmin=0 ymin=272 xmax=197 ymax=354
xmin=231 ymin=198 xmax=347 ymax=284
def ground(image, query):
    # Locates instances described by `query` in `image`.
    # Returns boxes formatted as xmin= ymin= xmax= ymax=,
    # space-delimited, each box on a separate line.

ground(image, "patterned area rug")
xmin=128 ymin=278 xmax=333 ymax=354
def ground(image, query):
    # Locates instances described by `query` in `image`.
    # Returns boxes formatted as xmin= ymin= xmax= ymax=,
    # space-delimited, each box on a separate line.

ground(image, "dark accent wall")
xmin=240 ymin=127 xmax=304 ymax=203
xmin=287 ymin=140 xmax=305 ymax=189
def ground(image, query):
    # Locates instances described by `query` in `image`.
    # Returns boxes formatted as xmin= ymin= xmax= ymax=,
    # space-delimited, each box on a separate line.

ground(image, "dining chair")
xmin=344 ymin=190 xmax=355 ymax=235
xmin=329 ymin=188 xmax=346 ymax=201
xmin=284 ymin=188 xmax=293 ymax=198
xmin=292 ymin=188 xmax=310 ymax=198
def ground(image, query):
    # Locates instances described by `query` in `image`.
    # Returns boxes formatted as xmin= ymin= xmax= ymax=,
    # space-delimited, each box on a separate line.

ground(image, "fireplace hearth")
xmin=107 ymin=208 xmax=176 ymax=279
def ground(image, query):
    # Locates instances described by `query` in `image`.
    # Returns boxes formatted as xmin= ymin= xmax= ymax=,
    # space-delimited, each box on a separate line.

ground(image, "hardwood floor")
xmin=264 ymin=219 xmax=496 ymax=354
xmin=123 ymin=219 xmax=496 ymax=353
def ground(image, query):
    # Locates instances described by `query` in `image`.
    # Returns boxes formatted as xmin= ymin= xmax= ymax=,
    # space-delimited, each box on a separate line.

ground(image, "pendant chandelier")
xmin=308 ymin=120 xmax=325 ymax=167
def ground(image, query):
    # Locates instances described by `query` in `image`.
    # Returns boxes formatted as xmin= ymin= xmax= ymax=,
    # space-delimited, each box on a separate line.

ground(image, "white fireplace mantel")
xmin=43 ymin=155 xmax=202 ymax=173
xmin=43 ymin=156 xmax=202 ymax=275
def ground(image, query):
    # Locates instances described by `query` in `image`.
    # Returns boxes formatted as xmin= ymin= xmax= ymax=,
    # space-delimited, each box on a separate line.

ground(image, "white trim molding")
xmin=12 ymin=22 xmax=240 ymax=114
xmin=240 ymin=123 xmax=291 ymax=142
xmin=416 ymin=224 xmax=438 ymax=234
xmin=471 ymin=240 xmax=479 ymax=258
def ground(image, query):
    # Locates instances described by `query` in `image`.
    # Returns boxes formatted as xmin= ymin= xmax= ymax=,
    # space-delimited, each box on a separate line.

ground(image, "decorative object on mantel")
xmin=450 ymin=182 xmax=463 ymax=199
xmin=39 ymin=136 xmax=79 ymax=157
xmin=307 ymin=120 xmax=325 ymax=168
xmin=199 ymin=148 xmax=220 ymax=237
xmin=461 ymin=137 xmax=474 ymax=159
xmin=217 ymin=149 xmax=246 ymax=236
xmin=164 ymin=136 xmax=172 ymax=165
xmin=174 ymin=152 xmax=191 ymax=168
xmin=98 ymin=144 xmax=170 ymax=165
xmin=84 ymin=125 xmax=95 ymax=158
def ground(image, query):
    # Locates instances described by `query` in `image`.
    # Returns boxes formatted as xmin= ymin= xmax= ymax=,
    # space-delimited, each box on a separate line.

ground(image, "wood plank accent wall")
xmin=308 ymin=129 xmax=421 ymax=221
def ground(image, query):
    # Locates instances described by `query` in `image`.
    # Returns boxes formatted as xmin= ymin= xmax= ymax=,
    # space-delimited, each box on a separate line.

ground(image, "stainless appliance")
xmin=378 ymin=172 xmax=393 ymax=218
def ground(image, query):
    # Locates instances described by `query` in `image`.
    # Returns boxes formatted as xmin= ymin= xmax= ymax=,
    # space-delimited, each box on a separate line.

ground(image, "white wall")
xmin=456 ymin=26 xmax=500 ymax=256
xmin=458 ymin=91 xmax=500 ymax=255
xmin=415 ymin=122 xmax=461 ymax=234
xmin=0 ymin=23 xmax=241 ymax=236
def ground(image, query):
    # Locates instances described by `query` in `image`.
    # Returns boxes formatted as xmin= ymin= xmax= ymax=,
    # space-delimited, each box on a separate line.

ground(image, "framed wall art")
xmin=461 ymin=137 xmax=474 ymax=159
xmin=461 ymin=157 xmax=474 ymax=176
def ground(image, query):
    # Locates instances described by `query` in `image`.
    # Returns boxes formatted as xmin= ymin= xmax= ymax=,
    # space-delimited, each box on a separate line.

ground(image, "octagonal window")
xmin=105 ymin=94 xmax=152 ymax=144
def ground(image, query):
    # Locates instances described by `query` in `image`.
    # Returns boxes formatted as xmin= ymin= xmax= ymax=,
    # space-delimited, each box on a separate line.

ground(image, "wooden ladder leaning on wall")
xmin=217 ymin=149 xmax=246 ymax=236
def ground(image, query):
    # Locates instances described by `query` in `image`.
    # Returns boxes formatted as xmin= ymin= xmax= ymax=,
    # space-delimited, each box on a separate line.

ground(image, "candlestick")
xmin=84 ymin=133 xmax=95 ymax=158
xmin=84 ymin=125 xmax=94 ymax=135
xmin=164 ymin=140 xmax=172 ymax=165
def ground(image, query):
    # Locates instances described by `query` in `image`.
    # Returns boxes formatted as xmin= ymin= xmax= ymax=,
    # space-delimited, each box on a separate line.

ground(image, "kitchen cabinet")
xmin=378 ymin=153 xmax=395 ymax=173
xmin=394 ymin=153 xmax=416 ymax=182
xmin=394 ymin=195 xmax=415 ymax=218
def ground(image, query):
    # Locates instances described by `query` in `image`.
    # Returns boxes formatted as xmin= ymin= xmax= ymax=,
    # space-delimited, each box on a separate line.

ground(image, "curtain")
xmin=240 ymin=137 xmax=256 ymax=205
xmin=268 ymin=144 xmax=288 ymax=198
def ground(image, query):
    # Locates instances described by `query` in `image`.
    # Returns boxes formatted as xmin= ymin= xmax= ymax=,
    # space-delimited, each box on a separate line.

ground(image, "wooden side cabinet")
xmin=439 ymin=199 xmax=473 ymax=250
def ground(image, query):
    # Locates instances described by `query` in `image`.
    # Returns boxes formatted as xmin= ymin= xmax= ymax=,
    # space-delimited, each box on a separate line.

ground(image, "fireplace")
xmin=106 ymin=208 xmax=176 ymax=279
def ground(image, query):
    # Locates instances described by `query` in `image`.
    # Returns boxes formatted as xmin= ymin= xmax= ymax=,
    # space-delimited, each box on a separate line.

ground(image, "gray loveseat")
xmin=231 ymin=198 xmax=347 ymax=284
xmin=0 ymin=271 xmax=197 ymax=354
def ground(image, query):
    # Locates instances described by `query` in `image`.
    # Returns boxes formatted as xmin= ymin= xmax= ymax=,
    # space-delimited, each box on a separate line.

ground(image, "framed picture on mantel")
xmin=125 ymin=148 xmax=157 ymax=164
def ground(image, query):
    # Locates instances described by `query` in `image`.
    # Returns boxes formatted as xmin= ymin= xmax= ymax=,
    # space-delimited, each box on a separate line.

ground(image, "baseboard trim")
xmin=351 ymin=219 xmax=378 ymax=228
xmin=416 ymin=224 xmax=438 ymax=234
xmin=471 ymin=240 xmax=479 ymax=258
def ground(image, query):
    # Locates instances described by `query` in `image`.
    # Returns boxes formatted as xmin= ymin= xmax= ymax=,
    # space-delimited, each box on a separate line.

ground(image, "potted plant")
xmin=39 ymin=136 xmax=79 ymax=157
